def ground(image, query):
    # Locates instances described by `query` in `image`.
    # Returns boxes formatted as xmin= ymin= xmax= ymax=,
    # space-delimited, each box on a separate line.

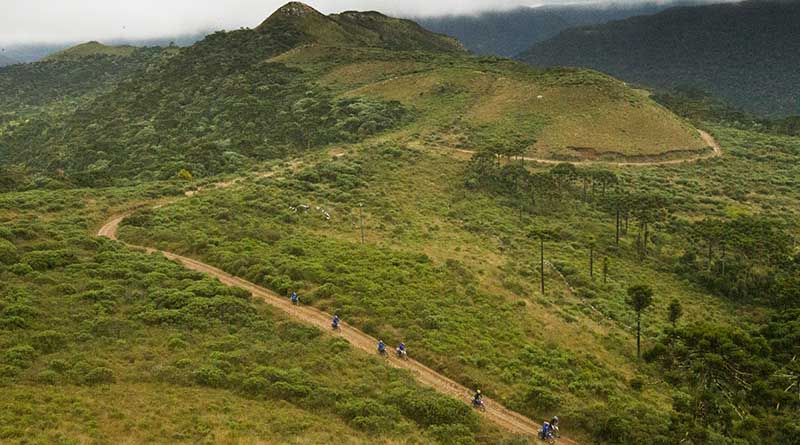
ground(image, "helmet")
xmin=476 ymin=390 xmax=481 ymax=394
xmin=551 ymin=416 xmax=559 ymax=424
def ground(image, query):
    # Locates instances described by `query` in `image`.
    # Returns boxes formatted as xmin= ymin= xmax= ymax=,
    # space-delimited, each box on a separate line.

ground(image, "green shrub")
xmin=0 ymin=316 xmax=28 ymax=329
xmin=428 ymin=424 xmax=477 ymax=445
xmin=193 ymin=365 xmax=227 ymax=388
xmin=391 ymin=388 xmax=476 ymax=429
xmin=8 ymin=263 xmax=33 ymax=276
xmin=242 ymin=376 xmax=269 ymax=397
xmin=0 ymin=239 xmax=17 ymax=265
xmin=48 ymin=359 xmax=69 ymax=373
xmin=83 ymin=367 xmax=115 ymax=385
xmin=32 ymin=330 xmax=67 ymax=354
xmin=21 ymin=249 xmax=77 ymax=270
xmin=167 ymin=335 xmax=188 ymax=350
xmin=36 ymin=369 xmax=59 ymax=385
xmin=268 ymin=381 xmax=312 ymax=400
xmin=3 ymin=345 xmax=37 ymax=369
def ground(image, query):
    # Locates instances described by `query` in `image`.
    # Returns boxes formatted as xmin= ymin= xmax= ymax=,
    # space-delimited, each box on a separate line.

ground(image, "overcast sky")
xmin=0 ymin=0 xmax=730 ymax=45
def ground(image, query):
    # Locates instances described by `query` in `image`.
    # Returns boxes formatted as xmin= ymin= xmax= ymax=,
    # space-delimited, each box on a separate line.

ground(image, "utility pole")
xmin=359 ymin=203 xmax=365 ymax=244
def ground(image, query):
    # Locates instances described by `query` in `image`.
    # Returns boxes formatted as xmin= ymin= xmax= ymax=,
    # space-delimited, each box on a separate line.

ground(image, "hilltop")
xmin=258 ymin=1 xmax=466 ymax=53
xmin=519 ymin=0 xmax=800 ymax=117
xmin=43 ymin=41 xmax=138 ymax=61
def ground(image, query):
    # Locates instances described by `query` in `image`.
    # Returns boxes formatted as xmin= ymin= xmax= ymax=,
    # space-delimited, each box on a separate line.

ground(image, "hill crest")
xmin=257 ymin=2 xmax=466 ymax=53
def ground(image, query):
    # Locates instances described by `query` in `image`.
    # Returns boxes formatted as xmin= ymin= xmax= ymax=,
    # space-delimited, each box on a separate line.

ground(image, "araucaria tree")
xmin=668 ymin=299 xmax=683 ymax=328
xmin=627 ymin=284 xmax=654 ymax=359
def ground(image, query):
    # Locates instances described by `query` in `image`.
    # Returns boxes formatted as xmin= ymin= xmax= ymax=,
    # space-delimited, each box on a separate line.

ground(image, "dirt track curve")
xmin=439 ymin=129 xmax=722 ymax=167
xmin=97 ymin=210 xmax=579 ymax=444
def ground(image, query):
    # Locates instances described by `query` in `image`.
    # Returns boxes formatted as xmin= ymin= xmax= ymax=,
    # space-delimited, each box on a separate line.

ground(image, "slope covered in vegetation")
xmin=0 ymin=185 xmax=508 ymax=444
xmin=519 ymin=0 xmax=800 ymax=117
xmin=4 ymin=3 xmax=797 ymax=444
xmin=0 ymin=2 xmax=705 ymax=189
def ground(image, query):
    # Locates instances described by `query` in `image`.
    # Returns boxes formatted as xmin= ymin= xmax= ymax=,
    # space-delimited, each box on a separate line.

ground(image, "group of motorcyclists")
xmin=293 ymin=291 xmax=562 ymax=442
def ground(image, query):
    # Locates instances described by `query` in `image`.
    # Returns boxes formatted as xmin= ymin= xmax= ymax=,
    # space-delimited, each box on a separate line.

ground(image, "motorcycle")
xmin=471 ymin=398 xmax=486 ymax=412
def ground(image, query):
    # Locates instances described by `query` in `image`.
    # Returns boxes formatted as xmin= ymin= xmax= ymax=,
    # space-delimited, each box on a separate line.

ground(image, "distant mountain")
xmin=0 ymin=54 xmax=18 ymax=67
xmin=416 ymin=8 xmax=568 ymax=57
xmin=44 ymin=41 xmax=138 ymax=61
xmin=0 ymin=47 xmax=164 ymax=114
xmin=519 ymin=0 xmax=800 ymax=117
xmin=1 ymin=32 xmax=207 ymax=63
xmin=415 ymin=1 xmax=719 ymax=57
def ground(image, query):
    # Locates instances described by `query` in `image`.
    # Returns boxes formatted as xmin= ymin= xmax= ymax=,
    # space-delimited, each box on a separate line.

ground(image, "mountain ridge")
xmin=257 ymin=2 xmax=466 ymax=53
xmin=519 ymin=0 xmax=800 ymax=116
xmin=43 ymin=41 xmax=138 ymax=61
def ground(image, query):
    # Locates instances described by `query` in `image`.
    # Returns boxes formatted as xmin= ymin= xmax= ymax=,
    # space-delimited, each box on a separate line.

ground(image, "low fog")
xmin=1 ymin=0 xmax=741 ymax=45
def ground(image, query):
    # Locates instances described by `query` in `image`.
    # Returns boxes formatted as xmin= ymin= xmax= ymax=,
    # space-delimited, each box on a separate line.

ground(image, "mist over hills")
xmin=519 ymin=0 xmax=800 ymax=116
xmin=0 ymin=54 xmax=18 ymax=67
xmin=415 ymin=1 xmax=728 ymax=57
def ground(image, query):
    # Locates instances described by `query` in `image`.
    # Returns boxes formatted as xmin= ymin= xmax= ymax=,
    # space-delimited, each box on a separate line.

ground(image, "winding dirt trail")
xmin=97 ymin=207 xmax=579 ymax=443
xmin=432 ymin=129 xmax=722 ymax=167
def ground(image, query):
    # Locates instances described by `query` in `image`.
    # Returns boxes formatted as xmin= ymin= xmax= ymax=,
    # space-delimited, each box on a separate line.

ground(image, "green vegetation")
xmin=1 ymin=3 xmax=799 ymax=444
xmin=0 ymin=186 xmax=504 ymax=444
xmin=118 ymin=115 xmax=800 ymax=444
xmin=0 ymin=2 xmax=705 ymax=190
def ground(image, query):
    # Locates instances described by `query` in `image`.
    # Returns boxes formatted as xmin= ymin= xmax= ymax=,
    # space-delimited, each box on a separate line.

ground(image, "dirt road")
xmin=97 ymin=211 xmax=578 ymax=443
xmin=433 ymin=129 xmax=722 ymax=167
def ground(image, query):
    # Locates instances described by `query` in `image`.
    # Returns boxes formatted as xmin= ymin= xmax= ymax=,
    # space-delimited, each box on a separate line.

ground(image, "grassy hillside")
xmin=278 ymin=46 xmax=705 ymax=159
xmin=116 ymin=120 xmax=800 ymax=444
xmin=43 ymin=41 xmax=137 ymax=61
xmin=0 ymin=186 xmax=507 ymax=444
xmin=519 ymin=0 xmax=800 ymax=117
